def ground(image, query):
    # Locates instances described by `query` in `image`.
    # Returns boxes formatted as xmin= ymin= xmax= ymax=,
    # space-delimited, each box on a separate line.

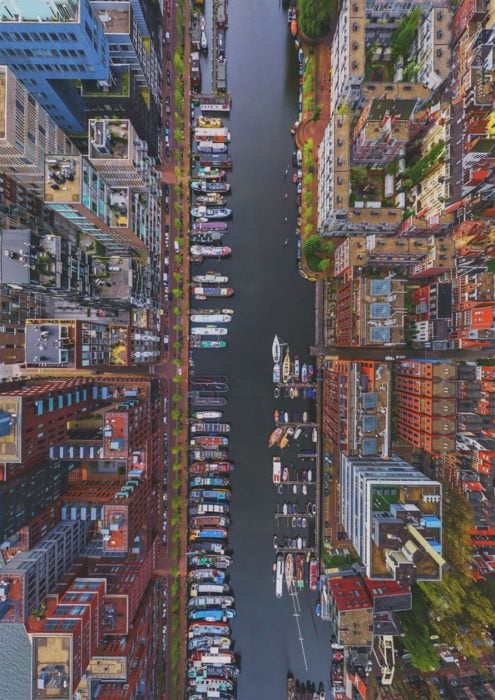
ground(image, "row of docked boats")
xmin=272 ymin=335 xmax=315 ymax=385
xmin=287 ymin=673 xmax=325 ymax=700
xmin=187 ymin=402 xmax=239 ymax=691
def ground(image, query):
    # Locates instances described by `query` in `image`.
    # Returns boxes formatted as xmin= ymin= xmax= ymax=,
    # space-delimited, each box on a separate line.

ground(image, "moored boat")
xmin=273 ymin=362 xmax=281 ymax=383
xmin=273 ymin=456 xmax=281 ymax=484
xmin=282 ymin=466 xmax=289 ymax=482
xmin=189 ymin=395 xmax=227 ymax=406
xmin=189 ymin=526 xmax=229 ymax=540
xmin=193 ymin=286 xmax=234 ymax=298
xmin=285 ymin=553 xmax=294 ymax=590
xmin=189 ymin=339 xmax=227 ymax=349
xmin=191 ymin=314 xmax=232 ymax=323
xmin=188 ymin=594 xmax=234 ymax=608
xmin=198 ymin=116 xmax=223 ymax=128
xmin=309 ymin=556 xmax=318 ymax=591
xmin=194 ymin=193 xmax=227 ymax=206
xmin=189 ymin=488 xmax=231 ymax=501
xmin=188 ymin=621 xmax=230 ymax=636
xmin=188 ymin=635 xmax=232 ymax=651
xmin=301 ymin=364 xmax=308 ymax=383
xmin=268 ymin=427 xmax=283 ymax=448
xmin=197 ymin=141 xmax=228 ymax=153
xmin=190 ymin=582 xmax=230 ymax=597
xmin=197 ymin=167 xmax=226 ymax=180
xmin=190 ymin=435 xmax=229 ymax=447
xmin=294 ymin=355 xmax=300 ymax=379
xmin=190 ymin=246 xmax=231 ymax=257
xmin=282 ymin=348 xmax=291 ymax=383
xmin=189 ymin=461 xmax=234 ymax=475
xmin=191 ymin=206 xmax=232 ymax=220
xmin=188 ymin=608 xmax=235 ymax=621
xmin=188 ymin=568 xmax=227 ymax=582
xmin=288 ymin=672 xmax=296 ymax=700
xmin=191 ymin=326 xmax=228 ymax=337
xmin=272 ymin=334 xmax=282 ymax=363
xmin=279 ymin=427 xmax=294 ymax=450
xmin=192 ymin=272 xmax=229 ymax=284
xmin=296 ymin=553 xmax=305 ymax=589
xmin=190 ymin=480 xmax=230 ymax=493
xmin=188 ymin=553 xmax=232 ymax=569
xmin=191 ymin=180 xmax=231 ymax=193
xmin=192 ymin=410 xmax=223 ymax=420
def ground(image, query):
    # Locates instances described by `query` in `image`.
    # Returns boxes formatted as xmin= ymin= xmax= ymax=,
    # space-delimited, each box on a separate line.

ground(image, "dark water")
xmin=192 ymin=0 xmax=330 ymax=696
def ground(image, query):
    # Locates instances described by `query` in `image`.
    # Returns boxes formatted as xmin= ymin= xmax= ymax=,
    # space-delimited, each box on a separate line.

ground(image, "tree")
xmin=172 ymin=392 xmax=181 ymax=403
xmin=297 ymin=0 xmax=336 ymax=38
xmin=318 ymin=259 xmax=330 ymax=272
xmin=304 ymin=223 xmax=313 ymax=235
xmin=171 ymin=445 xmax=181 ymax=455
xmin=303 ymin=235 xmax=322 ymax=257
xmin=312 ymin=104 xmax=322 ymax=121
xmin=173 ymin=307 xmax=181 ymax=317
xmin=172 ymin=358 xmax=181 ymax=367
xmin=172 ymin=374 xmax=181 ymax=383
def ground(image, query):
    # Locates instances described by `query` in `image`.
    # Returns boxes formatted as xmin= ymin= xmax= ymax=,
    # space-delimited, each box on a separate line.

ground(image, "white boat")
xmin=294 ymin=427 xmax=302 ymax=440
xmin=273 ymin=456 xmax=281 ymax=484
xmin=301 ymin=364 xmax=308 ymax=383
xmin=191 ymin=326 xmax=228 ymax=336
xmin=294 ymin=355 xmax=300 ymax=379
xmin=193 ymin=272 xmax=229 ymax=284
xmin=312 ymin=428 xmax=317 ymax=442
xmin=192 ymin=411 xmax=223 ymax=419
xmin=285 ymin=553 xmax=294 ymax=590
xmin=190 ymin=314 xmax=232 ymax=323
xmin=275 ymin=554 xmax=284 ymax=598
xmin=273 ymin=363 xmax=281 ymax=383
xmin=191 ymin=245 xmax=231 ymax=258
xmin=302 ymin=411 xmax=308 ymax=423
xmin=272 ymin=335 xmax=281 ymax=363
xmin=191 ymin=206 xmax=232 ymax=219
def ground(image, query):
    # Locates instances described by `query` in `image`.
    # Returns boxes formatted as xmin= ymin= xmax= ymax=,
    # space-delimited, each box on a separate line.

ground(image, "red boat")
xmin=190 ymin=436 xmax=229 ymax=447
xmin=189 ymin=461 xmax=234 ymax=475
xmin=309 ymin=556 xmax=318 ymax=590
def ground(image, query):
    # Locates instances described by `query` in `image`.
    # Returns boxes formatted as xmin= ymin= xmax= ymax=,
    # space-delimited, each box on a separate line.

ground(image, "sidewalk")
xmin=295 ymin=37 xmax=331 ymax=278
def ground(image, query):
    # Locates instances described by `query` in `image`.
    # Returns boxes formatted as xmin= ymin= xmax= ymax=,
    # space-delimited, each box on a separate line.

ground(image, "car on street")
xmin=165 ymin=146 xmax=171 ymax=158
xmin=165 ymin=96 xmax=171 ymax=113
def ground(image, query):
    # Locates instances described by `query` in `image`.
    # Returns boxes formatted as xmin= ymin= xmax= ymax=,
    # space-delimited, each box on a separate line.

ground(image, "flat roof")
xmin=328 ymin=575 xmax=372 ymax=611
xmin=0 ymin=0 xmax=79 ymax=22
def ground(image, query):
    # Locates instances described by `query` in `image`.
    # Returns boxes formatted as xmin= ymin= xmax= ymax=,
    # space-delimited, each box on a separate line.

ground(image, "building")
xmin=413 ymin=4 xmax=452 ymax=90
xmin=0 ymin=0 xmax=110 ymax=132
xmin=340 ymin=453 xmax=444 ymax=582
xmin=322 ymin=360 xmax=392 ymax=459
xmin=395 ymin=360 xmax=457 ymax=453
xmin=335 ymin=276 xmax=407 ymax=347
xmin=0 ymin=518 xmax=88 ymax=623
xmin=0 ymin=65 xmax=78 ymax=196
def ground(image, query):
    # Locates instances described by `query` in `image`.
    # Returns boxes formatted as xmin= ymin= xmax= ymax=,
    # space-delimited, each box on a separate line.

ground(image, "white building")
xmin=340 ymin=453 xmax=443 ymax=582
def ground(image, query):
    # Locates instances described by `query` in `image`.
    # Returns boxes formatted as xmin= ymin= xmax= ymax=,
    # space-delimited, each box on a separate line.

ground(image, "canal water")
xmin=192 ymin=0 xmax=331 ymax=696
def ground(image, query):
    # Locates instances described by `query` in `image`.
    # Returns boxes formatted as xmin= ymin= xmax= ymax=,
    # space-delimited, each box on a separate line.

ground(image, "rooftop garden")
xmin=400 ymin=140 xmax=446 ymax=190
xmin=349 ymin=166 xmax=387 ymax=205
xmin=390 ymin=7 xmax=421 ymax=64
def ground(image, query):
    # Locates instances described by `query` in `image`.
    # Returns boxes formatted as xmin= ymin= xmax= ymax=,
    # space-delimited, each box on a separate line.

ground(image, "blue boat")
xmin=190 ymin=527 xmax=228 ymax=540
xmin=190 ymin=488 xmax=231 ymax=501
xmin=190 ymin=476 xmax=230 ymax=487
xmin=189 ymin=608 xmax=236 ymax=621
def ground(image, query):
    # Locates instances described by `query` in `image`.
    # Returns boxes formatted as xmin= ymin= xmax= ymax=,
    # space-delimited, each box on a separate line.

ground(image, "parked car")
xmin=165 ymin=96 xmax=171 ymax=113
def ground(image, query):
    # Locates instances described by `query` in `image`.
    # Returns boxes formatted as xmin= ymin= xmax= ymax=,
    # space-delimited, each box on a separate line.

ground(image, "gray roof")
xmin=0 ymin=623 xmax=31 ymax=699
xmin=0 ymin=229 xmax=32 ymax=285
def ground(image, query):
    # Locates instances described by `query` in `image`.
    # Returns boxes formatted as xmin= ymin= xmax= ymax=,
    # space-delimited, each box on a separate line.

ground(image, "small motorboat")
xmin=273 ymin=456 xmax=281 ymax=484
xmin=302 ymin=484 xmax=307 ymax=495
xmin=302 ymin=517 xmax=307 ymax=528
xmin=193 ymin=286 xmax=234 ymax=298
xmin=302 ymin=411 xmax=308 ymax=423
xmin=274 ymin=387 xmax=280 ymax=399
xmin=292 ymin=484 xmax=298 ymax=494
xmin=273 ymin=534 xmax=278 ymax=549
xmin=312 ymin=503 xmax=317 ymax=516
xmin=272 ymin=334 xmax=282 ymax=363
xmin=294 ymin=355 xmax=300 ymax=379
xmin=291 ymin=516 xmax=297 ymax=528
xmin=301 ymin=364 xmax=308 ymax=383
xmin=282 ymin=348 xmax=291 ymax=383
xmin=308 ymin=469 xmax=313 ymax=482
xmin=274 ymin=408 xmax=280 ymax=422
xmin=275 ymin=553 xmax=284 ymax=598
xmin=268 ymin=427 xmax=283 ymax=448
xmin=194 ymin=193 xmax=227 ymax=206
xmin=282 ymin=466 xmax=289 ymax=482
xmin=279 ymin=427 xmax=294 ymax=449
xmin=285 ymin=553 xmax=294 ymax=590
xmin=312 ymin=428 xmax=318 ymax=442
xmin=273 ymin=362 xmax=281 ymax=383
xmin=288 ymin=672 xmax=296 ymax=700
xmin=283 ymin=411 xmax=289 ymax=423
xmin=296 ymin=536 xmax=303 ymax=550
xmin=309 ymin=557 xmax=318 ymax=591
xmin=282 ymin=502 xmax=288 ymax=515
xmin=293 ymin=427 xmax=302 ymax=440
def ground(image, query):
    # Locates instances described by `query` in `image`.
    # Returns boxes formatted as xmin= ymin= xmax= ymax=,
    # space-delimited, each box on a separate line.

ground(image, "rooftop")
xmin=92 ymin=3 xmax=130 ymax=34
xmin=0 ymin=0 xmax=79 ymax=22
xmin=44 ymin=156 xmax=81 ymax=204
xmin=89 ymin=119 xmax=130 ymax=160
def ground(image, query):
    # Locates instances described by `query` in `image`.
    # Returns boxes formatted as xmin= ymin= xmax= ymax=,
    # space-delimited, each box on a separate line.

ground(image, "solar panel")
xmin=363 ymin=415 xmax=377 ymax=432
xmin=370 ymin=302 xmax=391 ymax=319
xmin=370 ymin=326 xmax=391 ymax=342
xmin=370 ymin=279 xmax=391 ymax=295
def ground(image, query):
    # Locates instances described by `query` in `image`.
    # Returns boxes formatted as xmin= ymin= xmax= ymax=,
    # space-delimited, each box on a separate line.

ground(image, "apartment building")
xmin=340 ymin=453 xmax=444 ymax=582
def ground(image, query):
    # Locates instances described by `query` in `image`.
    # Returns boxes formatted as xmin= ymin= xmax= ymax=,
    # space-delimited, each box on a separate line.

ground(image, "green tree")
xmin=318 ymin=258 xmax=330 ymax=272
xmin=312 ymin=104 xmax=322 ymax=121
xmin=303 ymin=235 xmax=322 ymax=257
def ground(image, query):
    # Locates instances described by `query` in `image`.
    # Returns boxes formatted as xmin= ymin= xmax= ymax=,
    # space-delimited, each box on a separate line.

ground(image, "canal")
xmin=192 ymin=0 xmax=331 ymax=695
